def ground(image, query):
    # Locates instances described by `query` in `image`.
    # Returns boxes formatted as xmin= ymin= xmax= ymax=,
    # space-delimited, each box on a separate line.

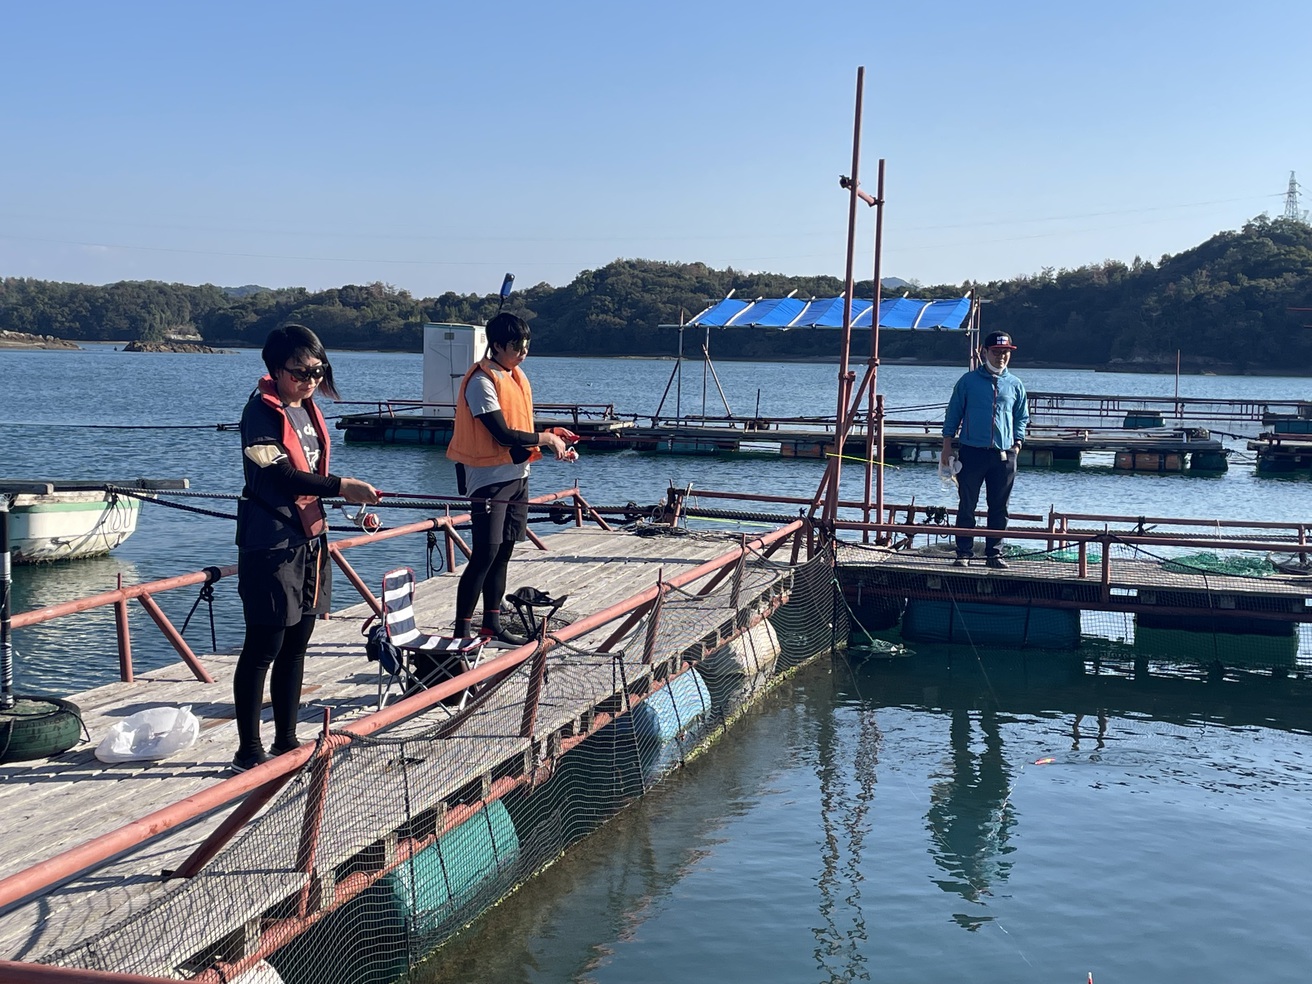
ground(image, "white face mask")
xmin=983 ymin=356 xmax=1005 ymax=375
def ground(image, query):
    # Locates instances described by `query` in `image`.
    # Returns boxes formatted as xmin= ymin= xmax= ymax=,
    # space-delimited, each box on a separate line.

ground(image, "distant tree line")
xmin=1 ymin=214 xmax=1309 ymax=374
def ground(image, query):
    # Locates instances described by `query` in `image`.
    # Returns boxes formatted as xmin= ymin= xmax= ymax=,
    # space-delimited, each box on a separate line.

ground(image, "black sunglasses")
xmin=283 ymin=364 xmax=327 ymax=382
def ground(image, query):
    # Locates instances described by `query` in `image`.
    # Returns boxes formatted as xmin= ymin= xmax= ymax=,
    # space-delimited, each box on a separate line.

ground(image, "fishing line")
xmin=825 ymin=452 xmax=901 ymax=468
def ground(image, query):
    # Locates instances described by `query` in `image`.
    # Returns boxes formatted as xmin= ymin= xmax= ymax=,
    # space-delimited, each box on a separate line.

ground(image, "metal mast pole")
xmin=822 ymin=66 xmax=865 ymax=529
xmin=864 ymin=159 xmax=886 ymax=541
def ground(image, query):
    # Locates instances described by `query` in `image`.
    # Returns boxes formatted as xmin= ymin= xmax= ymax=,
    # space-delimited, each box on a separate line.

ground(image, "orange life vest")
xmin=256 ymin=375 xmax=331 ymax=537
xmin=446 ymin=358 xmax=535 ymax=467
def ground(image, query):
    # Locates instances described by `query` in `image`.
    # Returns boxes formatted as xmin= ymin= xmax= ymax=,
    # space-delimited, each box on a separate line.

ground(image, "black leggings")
xmin=233 ymin=615 xmax=316 ymax=756
xmin=455 ymin=540 xmax=516 ymax=632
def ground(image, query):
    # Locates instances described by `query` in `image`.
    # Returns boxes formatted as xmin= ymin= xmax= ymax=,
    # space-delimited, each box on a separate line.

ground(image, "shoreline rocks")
xmin=121 ymin=340 xmax=230 ymax=354
xmin=0 ymin=330 xmax=80 ymax=350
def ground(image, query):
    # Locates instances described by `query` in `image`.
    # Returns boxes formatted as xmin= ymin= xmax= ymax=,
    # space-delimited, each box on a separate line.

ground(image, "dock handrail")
xmin=9 ymin=488 xmax=606 ymax=684
xmin=0 ymin=519 xmax=805 ymax=916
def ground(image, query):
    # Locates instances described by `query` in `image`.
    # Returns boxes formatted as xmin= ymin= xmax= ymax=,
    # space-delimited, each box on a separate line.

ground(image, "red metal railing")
xmin=0 ymin=520 xmax=805 ymax=984
xmin=9 ymin=488 xmax=605 ymax=684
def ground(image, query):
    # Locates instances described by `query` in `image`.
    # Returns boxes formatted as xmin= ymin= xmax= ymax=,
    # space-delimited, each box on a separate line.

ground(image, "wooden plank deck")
xmin=0 ymin=525 xmax=791 ymax=968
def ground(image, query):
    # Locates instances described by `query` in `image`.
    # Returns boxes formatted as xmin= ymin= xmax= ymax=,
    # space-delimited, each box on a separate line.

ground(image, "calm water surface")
xmin=2 ymin=346 xmax=1311 ymax=983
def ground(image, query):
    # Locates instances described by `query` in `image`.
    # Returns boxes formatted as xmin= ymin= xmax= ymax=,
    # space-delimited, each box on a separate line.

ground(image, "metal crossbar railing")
xmin=8 ymin=488 xmax=606 ymax=684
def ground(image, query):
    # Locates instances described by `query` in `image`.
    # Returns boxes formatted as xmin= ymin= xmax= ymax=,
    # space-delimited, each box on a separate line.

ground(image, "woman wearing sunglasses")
xmin=231 ymin=324 xmax=379 ymax=772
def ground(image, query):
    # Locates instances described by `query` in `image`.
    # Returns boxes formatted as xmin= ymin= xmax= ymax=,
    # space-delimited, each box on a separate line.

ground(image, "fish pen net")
xmin=34 ymin=542 xmax=842 ymax=984
xmin=834 ymin=529 xmax=1312 ymax=680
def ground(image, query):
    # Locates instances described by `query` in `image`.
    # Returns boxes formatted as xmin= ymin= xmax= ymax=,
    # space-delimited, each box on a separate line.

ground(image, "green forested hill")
xmin=2 ymin=215 xmax=1309 ymax=373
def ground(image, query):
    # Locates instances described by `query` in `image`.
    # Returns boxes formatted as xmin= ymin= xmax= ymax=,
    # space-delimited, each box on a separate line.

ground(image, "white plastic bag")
xmin=95 ymin=705 xmax=200 ymax=763
xmin=937 ymin=455 xmax=962 ymax=492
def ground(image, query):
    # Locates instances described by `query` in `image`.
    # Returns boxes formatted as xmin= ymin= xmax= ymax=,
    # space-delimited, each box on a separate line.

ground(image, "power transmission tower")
xmin=1283 ymin=171 xmax=1308 ymax=223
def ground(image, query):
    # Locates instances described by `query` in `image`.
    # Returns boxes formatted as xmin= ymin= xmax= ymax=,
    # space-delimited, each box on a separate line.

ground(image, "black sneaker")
xmin=985 ymin=555 xmax=1009 ymax=570
xmin=268 ymin=739 xmax=301 ymax=756
xmin=481 ymin=626 xmax=530 ymax=647
xmin=952 ymin=555 xmax=971 ymax=567
xmin=231 ymin=749 xmax=271 ymax=773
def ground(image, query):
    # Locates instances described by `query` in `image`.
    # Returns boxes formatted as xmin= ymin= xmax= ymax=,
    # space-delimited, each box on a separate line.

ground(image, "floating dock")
xmin=1247 ymin=408 xmax=1312 ymax=473
xmin=0 ymin=523 xmax=816 ymax=981
xmin=4 ymin=502 xmax=1311 ymax=982
xmin=337 ymin=411 xmax=1230 ymax=471
xmin=337 ymin=390 xmax=1312 ymax=474
xmin=837 ymin=537 xmax=1312 ymax=665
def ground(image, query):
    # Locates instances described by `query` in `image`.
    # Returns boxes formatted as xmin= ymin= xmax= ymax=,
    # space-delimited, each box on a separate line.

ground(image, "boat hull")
xmin=9 ymin=491 xmax=143 ymax=563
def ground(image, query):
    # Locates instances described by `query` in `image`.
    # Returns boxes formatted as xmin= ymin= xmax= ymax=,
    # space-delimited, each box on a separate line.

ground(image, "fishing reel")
xmin=339 ymin=503 xmax=382 ymax=533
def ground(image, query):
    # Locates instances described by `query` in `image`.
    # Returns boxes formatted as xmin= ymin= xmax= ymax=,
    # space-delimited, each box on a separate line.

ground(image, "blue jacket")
xmin=942 ymin=365 xmax=1029 ymax=449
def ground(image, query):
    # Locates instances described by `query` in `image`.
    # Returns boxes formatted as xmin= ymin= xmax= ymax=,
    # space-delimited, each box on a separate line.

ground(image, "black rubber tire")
xmin=0 ymin=696 xmax=83 ymax=763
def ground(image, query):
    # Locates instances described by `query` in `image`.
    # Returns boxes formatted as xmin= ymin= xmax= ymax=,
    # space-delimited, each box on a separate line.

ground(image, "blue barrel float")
xmin=387 ymin=799 xmax=520 ymax=938
xmin=268 ymin=801 xmax=519 ymax=984
xmin=902 ymin=599 xmax=1081 ymax=650
xmin=603 ymin=669 xmax=715 ymax=793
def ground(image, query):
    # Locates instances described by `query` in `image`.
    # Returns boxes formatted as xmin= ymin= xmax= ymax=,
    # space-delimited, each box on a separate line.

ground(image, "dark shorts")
xmin=470 ymin=478 xmax=529 ymax=546
xmin=238 ymin=536 xmax=331 ymax=628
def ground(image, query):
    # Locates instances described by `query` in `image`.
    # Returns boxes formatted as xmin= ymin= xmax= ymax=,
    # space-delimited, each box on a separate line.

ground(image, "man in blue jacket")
xmin=940 ymin=331 xmax=1029 ymax=568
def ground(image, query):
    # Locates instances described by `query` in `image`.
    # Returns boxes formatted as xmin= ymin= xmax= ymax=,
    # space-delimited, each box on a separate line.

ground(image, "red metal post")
xmin=573 ymin=491 xmax=613 ymax=531
xmin=136 ymin=592 xmax=214 ymax=683
xmin=327 ymin=542 xmax=380 ymax=614
xmin=596 ymin=600 xmax=652 ymax=654
xmin=864 ymin=159 xmax=887 ymax=542
xmin=296 ymin=712 xmax=339 ymax=918
xmin=114 ymin=573 xmax=133 ymax=683
xmin=169 ymin=771 xmax=295 ymax=879
xmin=518 ymin=643 xmax=549 ymax=739
xmin=822 ymin=66 xmax=865 ymax=529
xmin=641 ymin=572 xmax=667 ymax=665
xmin=443 ymin=523 xmax=457 ymax=570
xmin=730 ymin=536 xmax=745 ymax=614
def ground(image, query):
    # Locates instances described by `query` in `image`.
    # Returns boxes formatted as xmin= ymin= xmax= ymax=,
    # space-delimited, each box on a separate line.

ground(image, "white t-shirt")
xmin=462 ymin=370 xmax=531 ymax=493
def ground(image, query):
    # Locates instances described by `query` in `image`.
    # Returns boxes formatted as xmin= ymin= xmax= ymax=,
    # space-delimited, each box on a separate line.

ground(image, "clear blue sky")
xmin=2 ymin=0 xmax=1308 ymax=298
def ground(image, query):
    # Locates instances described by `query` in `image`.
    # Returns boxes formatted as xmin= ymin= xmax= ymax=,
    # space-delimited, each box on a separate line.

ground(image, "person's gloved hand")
xmin=937 ymin=456 xmax=961 ymax=484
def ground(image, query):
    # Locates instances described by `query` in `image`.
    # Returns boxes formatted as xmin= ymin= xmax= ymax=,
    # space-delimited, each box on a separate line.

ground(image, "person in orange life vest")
xmin=939 ymin=330 xmax=1029 ymax=570
xmin=232 ymin=324 xmax=379 ymax=773
xmin=446 ymin=313 xmax=577 ymax=644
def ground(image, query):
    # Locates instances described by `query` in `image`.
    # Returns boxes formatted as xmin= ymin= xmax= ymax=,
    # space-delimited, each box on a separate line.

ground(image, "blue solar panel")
xmin=686 ymin=294 xmax=971 ymax=330
xmin=736 ymin=297 xmax=808 ymax=326
xmin=686 ymin=298 xmax=749 ymax=326
xmin=795 ymin=297 xmax=847 ymax=327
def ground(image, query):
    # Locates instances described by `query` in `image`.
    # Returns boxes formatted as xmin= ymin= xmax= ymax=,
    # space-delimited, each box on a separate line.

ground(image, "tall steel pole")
xmin=864 ymin=159 xmax=886 ymax=541
xmin=823 ymin=66 xmax=865 ymax=528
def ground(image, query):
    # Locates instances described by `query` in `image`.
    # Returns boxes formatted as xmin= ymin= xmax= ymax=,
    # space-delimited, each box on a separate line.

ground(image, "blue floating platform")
xmin=902 ymin=599 xmax=1081 ymax=650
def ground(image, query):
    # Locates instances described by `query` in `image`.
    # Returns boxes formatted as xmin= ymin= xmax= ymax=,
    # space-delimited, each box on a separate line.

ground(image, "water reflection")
xmin=414 ymin=708 xmax=786 ymax=984
xmin=844 ymin=645 xmax=1312 ymax=936
xmin=926 ymin=707 xmax=1015 ymax=923
xmin=811 ymin=692 xmax=877 ymax=982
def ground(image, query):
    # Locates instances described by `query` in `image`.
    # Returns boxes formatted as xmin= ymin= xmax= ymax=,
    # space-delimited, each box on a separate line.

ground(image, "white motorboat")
xmin=1 ymin=479 xmax=187 ymax=563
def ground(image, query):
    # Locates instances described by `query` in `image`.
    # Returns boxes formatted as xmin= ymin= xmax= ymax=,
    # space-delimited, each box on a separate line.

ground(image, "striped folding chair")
xmin=375 ymin=567 xmax=487 ymax=709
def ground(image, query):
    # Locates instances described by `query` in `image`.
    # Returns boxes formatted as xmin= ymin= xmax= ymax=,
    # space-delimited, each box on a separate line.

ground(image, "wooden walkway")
xmin=0 ymin=525 xmax=792 ymax=969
